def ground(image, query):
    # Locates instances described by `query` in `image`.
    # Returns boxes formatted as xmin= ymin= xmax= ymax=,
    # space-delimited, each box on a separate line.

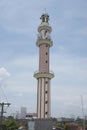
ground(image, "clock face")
xmin=40 ymin=29 xmax=49 ymax=39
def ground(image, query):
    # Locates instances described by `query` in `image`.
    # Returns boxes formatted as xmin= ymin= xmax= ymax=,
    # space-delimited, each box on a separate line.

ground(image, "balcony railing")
xmin=34 ymin=70 xmax=54 ymax=75
xmin=34 ymin=70 xmax=54 ymax=79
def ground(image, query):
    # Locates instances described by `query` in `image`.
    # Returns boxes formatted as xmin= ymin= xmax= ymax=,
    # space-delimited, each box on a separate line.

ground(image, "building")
xmin=20 ymin=107 xmax=27 ymax=119
xmin=26 ymin=113 xmax=37 ymax=119
xmin=34 ymin=13 xmax=54 ymax=119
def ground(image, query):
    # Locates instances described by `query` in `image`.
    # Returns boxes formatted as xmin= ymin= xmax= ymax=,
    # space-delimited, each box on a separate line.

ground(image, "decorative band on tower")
xmin=34 ymin=13 xmax=54 ymax=119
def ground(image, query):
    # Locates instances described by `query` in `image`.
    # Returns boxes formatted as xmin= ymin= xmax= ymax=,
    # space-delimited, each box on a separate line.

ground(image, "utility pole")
xmin=81 ymin=95 xmax=85 ymax=130
xmin=0 ymin=102 xmax=11 ymax=130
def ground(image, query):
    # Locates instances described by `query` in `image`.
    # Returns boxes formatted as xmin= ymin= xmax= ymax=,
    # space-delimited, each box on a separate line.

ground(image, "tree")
xmin=2 ymin=118 xmax=19 ymax=130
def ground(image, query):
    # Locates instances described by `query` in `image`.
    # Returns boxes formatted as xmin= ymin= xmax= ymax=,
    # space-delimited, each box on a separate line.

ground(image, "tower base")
xmin=28 ymin=119 xmax=53 ymax=130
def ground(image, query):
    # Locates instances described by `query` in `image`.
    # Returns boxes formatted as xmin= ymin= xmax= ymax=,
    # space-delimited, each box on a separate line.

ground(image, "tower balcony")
xmin=34 ymin=71 xmax=54 ymax=79
xmin=38 ymin=24 xmax=52 ymax=33
xmin=36 ymin=39 xmax=53 ymax=47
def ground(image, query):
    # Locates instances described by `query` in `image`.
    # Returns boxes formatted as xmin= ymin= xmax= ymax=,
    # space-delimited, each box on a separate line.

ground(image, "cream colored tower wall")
xmin=37 ymin=77 xmax=51 ymax=118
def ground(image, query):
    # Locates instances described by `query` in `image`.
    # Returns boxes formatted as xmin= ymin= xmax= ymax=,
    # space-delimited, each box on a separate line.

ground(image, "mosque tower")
xmin=34 ymin=13 xmax=54 ymax=119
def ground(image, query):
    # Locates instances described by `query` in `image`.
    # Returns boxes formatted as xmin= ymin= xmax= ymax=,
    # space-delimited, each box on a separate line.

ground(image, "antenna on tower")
xmin=44 ymin=8 xmax=46 ymax=14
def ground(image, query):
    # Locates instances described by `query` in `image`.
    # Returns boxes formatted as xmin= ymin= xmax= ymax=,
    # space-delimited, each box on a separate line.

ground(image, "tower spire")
xmin=45 ymin=8 xmax=46 ymax=13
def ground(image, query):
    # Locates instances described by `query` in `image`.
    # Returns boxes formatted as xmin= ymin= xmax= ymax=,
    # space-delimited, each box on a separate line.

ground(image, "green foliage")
xmin=76 ymin=117 xmax=84 ymax=126
xmin=2 ymin=118 xmax=19 ymax=130
xmin=52 ymin=118 xmax=64 ymax=129
xmin=64 ymin=124 xmax=71 ymax=130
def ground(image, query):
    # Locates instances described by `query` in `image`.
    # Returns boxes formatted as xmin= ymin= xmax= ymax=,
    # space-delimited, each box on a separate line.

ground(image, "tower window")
xmin=45 ymin=81 xmax=48 ymax=84
xmin=45 ymin=91 xmax=48 ymax=94
xmin=46 ymin=44 xmax=48 ymax=47
xmin=46 ymin=52 xmax=48 ymax=55
xmin=46 ymin=60 xmax=48 ymax=63
xmin=45 ymin=112 xmax=48 ymax=115
xmin=45 ymin=101 xmax=48 ymax=104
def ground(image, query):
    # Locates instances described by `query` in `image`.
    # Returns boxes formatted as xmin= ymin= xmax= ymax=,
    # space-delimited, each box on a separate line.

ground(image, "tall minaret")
xmin=34 ymin=13 xmax=54 ymax=119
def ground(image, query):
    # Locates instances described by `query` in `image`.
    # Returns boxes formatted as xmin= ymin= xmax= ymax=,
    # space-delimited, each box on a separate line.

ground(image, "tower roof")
xmin=40 ymin=13 xmax=49 ymax=23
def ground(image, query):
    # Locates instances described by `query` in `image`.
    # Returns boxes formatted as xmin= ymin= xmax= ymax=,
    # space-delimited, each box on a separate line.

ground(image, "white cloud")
xmin=0 ymin=67 xmax=10 ymax=81
xmin=5 ymin=54 xmax=38 ymax=93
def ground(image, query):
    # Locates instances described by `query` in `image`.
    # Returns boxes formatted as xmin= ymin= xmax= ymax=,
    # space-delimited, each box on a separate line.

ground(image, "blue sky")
xmin=0 ymin=0 xmax=87 ymax=118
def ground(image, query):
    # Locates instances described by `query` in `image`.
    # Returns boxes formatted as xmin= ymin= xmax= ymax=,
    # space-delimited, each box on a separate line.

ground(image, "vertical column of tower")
xmin=34 ymin=13 xmax=54 ymax=119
